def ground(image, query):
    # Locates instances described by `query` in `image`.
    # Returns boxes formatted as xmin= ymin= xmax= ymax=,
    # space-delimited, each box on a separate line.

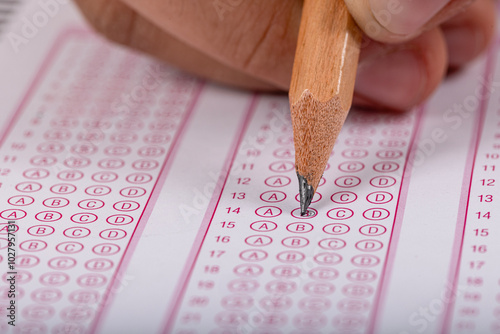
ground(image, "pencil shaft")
xmin=290 ymin=0 xmax=361 ymax=106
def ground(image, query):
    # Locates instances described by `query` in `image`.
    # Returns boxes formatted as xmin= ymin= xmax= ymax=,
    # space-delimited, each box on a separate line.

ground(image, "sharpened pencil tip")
xmin=297 ymin=173 xmax=314 ymax=216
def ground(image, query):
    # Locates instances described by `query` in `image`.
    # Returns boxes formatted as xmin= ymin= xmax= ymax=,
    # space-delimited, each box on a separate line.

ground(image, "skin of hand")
xmin=75 ymin=0 xmax=496 ymax=111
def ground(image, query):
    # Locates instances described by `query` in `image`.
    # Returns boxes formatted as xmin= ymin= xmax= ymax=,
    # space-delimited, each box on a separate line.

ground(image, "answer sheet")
xmin=1 ymin=2 xmax=500 ymax=334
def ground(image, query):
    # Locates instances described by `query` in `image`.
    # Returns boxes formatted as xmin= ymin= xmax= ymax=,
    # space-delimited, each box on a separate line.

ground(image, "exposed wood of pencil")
xmin=290 ymin=0 xmax=362 ymax=202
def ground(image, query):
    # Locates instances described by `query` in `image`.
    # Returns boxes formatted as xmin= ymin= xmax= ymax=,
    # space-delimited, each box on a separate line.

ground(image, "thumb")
xmin=344 ymin=0 xmax=474 ymax=43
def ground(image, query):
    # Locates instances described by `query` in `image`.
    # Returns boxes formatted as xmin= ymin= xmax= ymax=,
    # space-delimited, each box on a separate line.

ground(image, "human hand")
xmin=75 ymin=0 xmax=496 ymax=111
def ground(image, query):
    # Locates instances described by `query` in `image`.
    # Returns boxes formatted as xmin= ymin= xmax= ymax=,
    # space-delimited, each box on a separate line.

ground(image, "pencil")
xmin=289 ymin=0 xmax=362 ymax=215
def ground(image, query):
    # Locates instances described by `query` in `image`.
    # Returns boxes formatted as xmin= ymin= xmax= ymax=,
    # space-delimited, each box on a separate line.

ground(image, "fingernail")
xmin=370 ymin=0 xmax=450 ymax=36
xmin=443 ymin=25 xmax=485 ymax=67
xmin=355 ymin=49 xmax=427 ymax=110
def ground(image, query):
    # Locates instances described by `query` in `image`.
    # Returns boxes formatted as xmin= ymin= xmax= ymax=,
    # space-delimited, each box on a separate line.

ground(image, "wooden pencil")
xmin=290 ymin=0 xmax=362 ymax=215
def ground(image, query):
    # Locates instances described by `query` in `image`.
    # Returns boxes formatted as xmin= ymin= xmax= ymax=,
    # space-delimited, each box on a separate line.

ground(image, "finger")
xmin=441 ymin=0 xmax=496 ymax=68
xmin=117 ymin=0 xmax=302 ymax=89
xmin=345 ymin=0 xmax=475 ymax=43
xmin=74 ymin=0 xmax=279 ymax=90
xmin=353 ymin=28 xmax=448 ymax=110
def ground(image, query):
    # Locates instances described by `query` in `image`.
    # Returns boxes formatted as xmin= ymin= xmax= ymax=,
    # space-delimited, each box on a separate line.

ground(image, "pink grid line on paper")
xmin=365 ymin=105 xmax=427 ymax=334
xmin=162 ymin=95 xmax=259 ymax=334
xmin=88 ymin=82 xmax=204 ymax=333
xmin=439 ymin=36 xmax=500 ymax=334
xmin=0 ymin=28 xmax=91 ymax=147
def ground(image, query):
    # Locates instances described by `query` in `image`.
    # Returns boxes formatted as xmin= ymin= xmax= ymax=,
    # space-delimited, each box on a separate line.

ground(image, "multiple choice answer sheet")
xmin=1 ymin=2 xmax=500 ymax=334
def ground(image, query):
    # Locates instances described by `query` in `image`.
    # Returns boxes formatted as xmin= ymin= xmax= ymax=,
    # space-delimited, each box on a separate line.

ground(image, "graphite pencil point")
xmin=297 ymin=173 xmax=314 ymax=216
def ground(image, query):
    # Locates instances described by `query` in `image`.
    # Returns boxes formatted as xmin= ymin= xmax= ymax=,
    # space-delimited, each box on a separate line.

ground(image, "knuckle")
xmin=76 ymin=0 xmax=136 ymax=47
xmin=223 ymin=2 xmax=298 ymax=83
